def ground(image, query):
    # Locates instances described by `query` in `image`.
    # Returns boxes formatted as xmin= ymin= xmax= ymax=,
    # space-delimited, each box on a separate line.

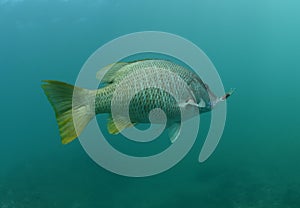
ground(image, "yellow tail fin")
xmin=41 ymin=80 xmax=94 ymax=144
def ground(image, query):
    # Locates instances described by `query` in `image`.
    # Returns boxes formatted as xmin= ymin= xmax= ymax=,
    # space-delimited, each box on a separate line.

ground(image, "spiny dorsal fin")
xmin=96 ymin=62 xmax=128 ymax=83
xmin=107 ymin=114 xmax=135 ymax=134
xmin=96 ymin=59 xmax=164 ymax=84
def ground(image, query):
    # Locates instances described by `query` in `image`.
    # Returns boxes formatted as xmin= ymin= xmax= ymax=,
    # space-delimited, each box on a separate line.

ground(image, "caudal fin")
xmin=41 ymin=80 xmax=94 ymax=144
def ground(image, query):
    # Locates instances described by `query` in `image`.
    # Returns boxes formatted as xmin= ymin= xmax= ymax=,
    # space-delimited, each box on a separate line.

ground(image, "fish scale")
xmin=94 ymin=59 xmax=210 ymax=123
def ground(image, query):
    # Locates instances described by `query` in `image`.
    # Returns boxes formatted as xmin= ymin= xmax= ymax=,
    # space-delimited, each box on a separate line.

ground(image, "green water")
xmin=1 ymin=0 xmax=300 ymax=207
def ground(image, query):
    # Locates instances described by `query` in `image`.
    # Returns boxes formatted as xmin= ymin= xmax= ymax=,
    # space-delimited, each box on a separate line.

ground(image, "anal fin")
xmin=107 ymin=114 xmax=135 ymax=134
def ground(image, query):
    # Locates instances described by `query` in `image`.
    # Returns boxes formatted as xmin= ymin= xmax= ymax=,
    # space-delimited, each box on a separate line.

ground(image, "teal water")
xmin=1 ymin=0 xmax=300 ymax=207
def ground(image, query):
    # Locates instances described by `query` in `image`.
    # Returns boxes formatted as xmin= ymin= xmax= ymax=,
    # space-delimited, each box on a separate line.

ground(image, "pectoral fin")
xmin=168 ymin=122 xmax=181 ymax=143
xmin=179 ymin=98 xmax=206 ymax=108
xmin=107 ymin=114 xmax=135 ymax=134
xmin=198 ymin=99 xmax=206 ymax=107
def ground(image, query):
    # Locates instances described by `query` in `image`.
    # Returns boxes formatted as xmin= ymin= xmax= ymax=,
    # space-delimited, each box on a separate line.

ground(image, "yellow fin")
xmin=41 ymin=80 xmax=94 ymax=144
xmin=107 ymin=115 xmax=135 ymax=134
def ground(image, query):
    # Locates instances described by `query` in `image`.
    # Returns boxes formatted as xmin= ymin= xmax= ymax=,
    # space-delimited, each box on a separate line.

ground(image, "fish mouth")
xmin=209 ymin=88 xmax=236 ymax=109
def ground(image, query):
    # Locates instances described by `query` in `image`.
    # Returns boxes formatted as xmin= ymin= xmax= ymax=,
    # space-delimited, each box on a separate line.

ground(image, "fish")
xmin=42 ymin=59 xmax=234 ymax=144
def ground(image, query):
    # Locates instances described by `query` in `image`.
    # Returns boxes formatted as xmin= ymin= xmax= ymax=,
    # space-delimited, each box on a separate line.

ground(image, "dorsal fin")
xmin=96 ymin=62 xmax=128 ymax=83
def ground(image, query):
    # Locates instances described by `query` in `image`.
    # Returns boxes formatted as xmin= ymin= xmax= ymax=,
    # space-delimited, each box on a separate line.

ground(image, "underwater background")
xmin=1 ymin=0 xmax=300 ymax=207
